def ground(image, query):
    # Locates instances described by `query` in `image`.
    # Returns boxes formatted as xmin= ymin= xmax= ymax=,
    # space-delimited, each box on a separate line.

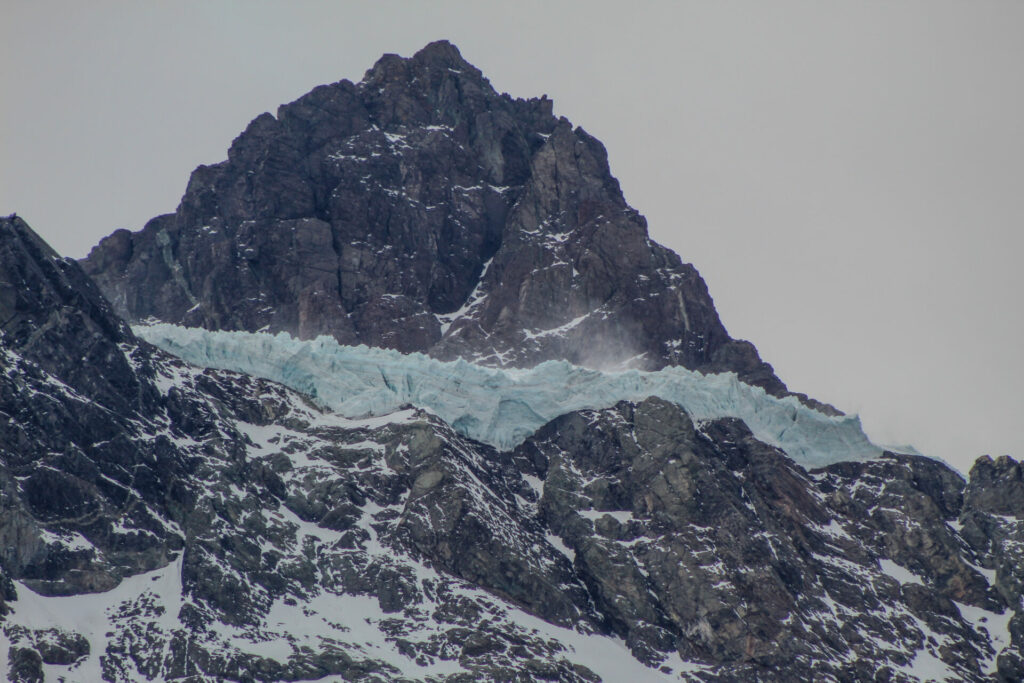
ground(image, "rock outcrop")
xmin=0 ymin=215 xmax=185 ymax=597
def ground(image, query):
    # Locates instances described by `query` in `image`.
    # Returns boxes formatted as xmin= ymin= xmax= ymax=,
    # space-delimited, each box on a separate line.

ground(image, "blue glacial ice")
xmin=135 ymin=324 xmax=883 ymax=468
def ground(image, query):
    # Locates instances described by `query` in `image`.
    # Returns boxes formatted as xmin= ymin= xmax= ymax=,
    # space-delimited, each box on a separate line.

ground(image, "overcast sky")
xmin=3 ymin=2 xmax=1022 ymax=474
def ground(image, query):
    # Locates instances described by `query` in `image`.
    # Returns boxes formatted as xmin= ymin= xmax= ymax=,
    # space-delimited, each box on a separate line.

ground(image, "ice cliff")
xmin=136 ymin=324 xmax=883 ymax=467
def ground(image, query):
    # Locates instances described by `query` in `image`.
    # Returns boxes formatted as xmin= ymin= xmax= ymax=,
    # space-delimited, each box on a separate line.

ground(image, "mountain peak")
xmin=412 ymin=39 xmax=467 ymax=66
xmin=82 ymin=43 xmax=802 ymax=404
xmin=1 ymin=214 xmax=142 ymax=414
xmin=363 ymin=39 xmax=488 ymax=91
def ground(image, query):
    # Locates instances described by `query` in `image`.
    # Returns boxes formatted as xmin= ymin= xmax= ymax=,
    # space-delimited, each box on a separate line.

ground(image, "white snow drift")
xmin=135 ymin=324 xmax=883 ymax=467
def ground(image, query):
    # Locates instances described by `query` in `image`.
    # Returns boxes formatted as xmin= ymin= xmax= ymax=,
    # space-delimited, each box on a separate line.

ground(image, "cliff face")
xmin=0 ymin=215 xmax=185 ymax=598
xmin=80 ymin=40 xmax=792 ymax=400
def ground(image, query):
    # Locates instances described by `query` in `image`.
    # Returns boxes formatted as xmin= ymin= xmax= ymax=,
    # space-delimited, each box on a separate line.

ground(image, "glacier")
xmin=135 ymin=324 xmax=884 ymax=468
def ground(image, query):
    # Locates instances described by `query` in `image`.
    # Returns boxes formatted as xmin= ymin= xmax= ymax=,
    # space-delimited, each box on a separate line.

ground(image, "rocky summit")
xmin=2 ymin=41 xmax=1022 ymax=682
xmin=80 ymin=40 xmax=808 ymax=405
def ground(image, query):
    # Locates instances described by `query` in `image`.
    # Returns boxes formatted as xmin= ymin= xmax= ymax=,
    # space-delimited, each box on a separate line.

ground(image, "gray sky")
xmin=3 ymin=1 xmax=1022 ymax=474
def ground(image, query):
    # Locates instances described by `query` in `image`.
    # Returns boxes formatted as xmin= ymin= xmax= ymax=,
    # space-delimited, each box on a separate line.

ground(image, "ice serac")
xmin=80 ymin=40 xmax=830 ymax=410
xmin=134 ymin=323 xmax=879 ymax=467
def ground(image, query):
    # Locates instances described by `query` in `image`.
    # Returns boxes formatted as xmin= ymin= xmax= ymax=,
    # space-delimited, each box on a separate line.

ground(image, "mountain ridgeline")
xmin=1 ymin=41 xmax=1022 ymax=682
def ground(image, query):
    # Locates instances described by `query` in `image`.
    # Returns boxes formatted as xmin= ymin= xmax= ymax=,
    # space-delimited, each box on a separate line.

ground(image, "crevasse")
xmin=135 ymin=324 xmax=883 ymax=467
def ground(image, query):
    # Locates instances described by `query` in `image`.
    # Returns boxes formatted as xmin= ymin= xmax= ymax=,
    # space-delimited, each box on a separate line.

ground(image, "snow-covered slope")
xmin=136 ymin=323 xmax=883 ymax=468
xmin=0 ymin=547 xmax=706 ymax=682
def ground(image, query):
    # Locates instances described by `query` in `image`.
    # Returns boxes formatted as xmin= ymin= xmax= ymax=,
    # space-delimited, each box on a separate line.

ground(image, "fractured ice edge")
xmin=135 ymin=324 xmax=885 ymax=468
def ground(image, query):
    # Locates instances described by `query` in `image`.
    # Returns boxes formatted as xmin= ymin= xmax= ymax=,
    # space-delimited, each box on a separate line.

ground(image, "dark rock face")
xmin=6 ymin=646 xmax=42 ymax=683
xmin=0 ymin=216 xmax=186 ymax=597
xmin=0 ymin=215 xmax=145 ymax=417
xmin=81 ymin=40 xmax=798 ymax=402
xmin=516 ymin=399 xmax=1021 ymax=681
xmin=964 ymin=455 xmax=1024 ymax=518
xmin=961 ymin=456 xmax=1024 ymax=681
